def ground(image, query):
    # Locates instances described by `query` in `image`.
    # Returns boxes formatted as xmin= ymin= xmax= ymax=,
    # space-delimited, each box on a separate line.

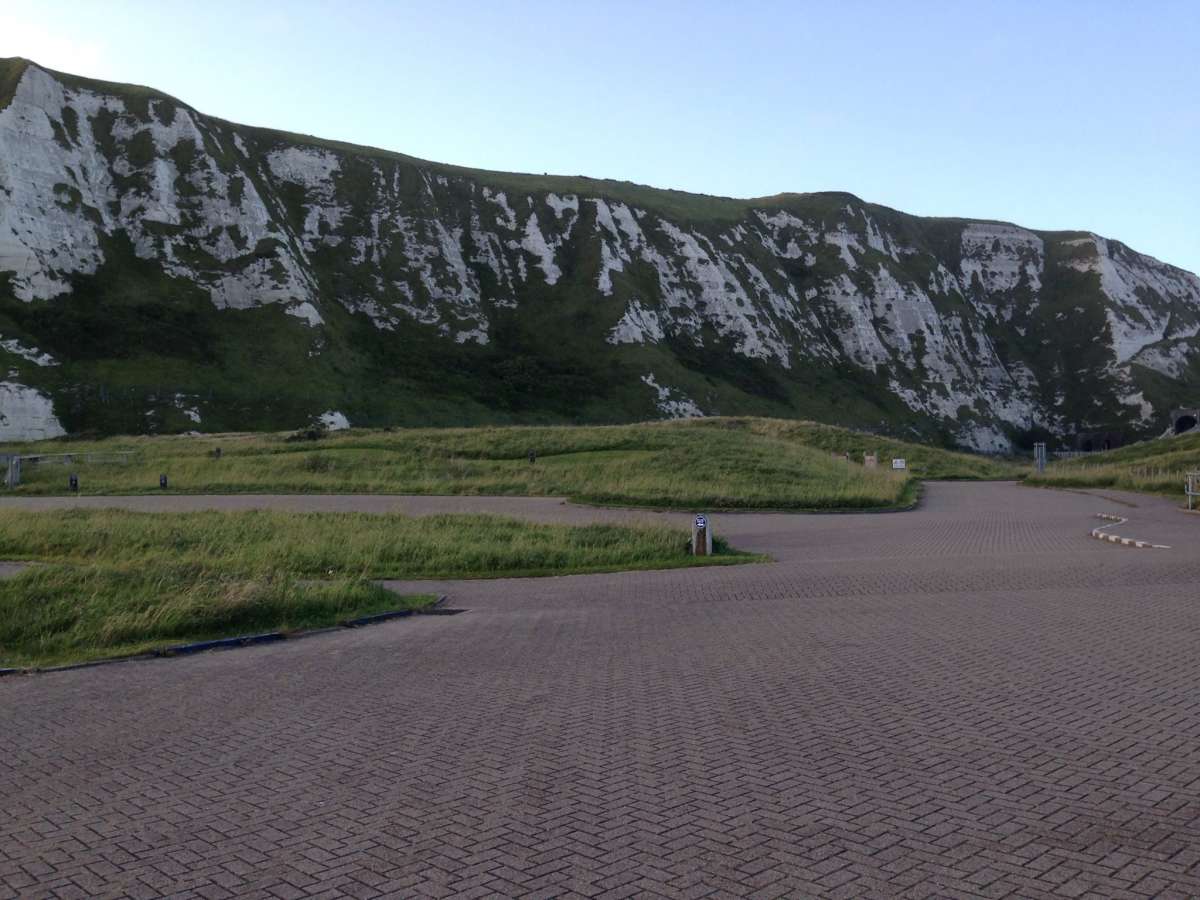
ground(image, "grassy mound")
xmin=1025 ymin=432 xmax=1200 ymax=497
xmin=0 ymin=507 xmax=752 ymax=667
xmin=1 ymin=417 xmax=1023 ymax=510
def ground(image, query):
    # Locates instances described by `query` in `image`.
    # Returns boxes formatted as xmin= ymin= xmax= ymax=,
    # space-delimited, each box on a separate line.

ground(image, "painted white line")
xmin=1090 ymin=513 xmax=1170 ymax=550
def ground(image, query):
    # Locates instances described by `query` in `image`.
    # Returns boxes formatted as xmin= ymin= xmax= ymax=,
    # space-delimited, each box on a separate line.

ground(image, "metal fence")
xmin=3 ymin=451 xmax=136 ymax=488
xmin=1188 ymin=471 xmax=1199 ymax=511
xmin=18 ymin=452 xmax=136 ymax=466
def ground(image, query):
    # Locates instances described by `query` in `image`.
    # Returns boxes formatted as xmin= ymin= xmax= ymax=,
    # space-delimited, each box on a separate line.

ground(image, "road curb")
xmin=158 ymin=632 xmax=285 ymax=657
xmin=1089 ymin=514 xmax=1170 ymax=550
xmin=3 ymin=595 xmax=450 ymax=677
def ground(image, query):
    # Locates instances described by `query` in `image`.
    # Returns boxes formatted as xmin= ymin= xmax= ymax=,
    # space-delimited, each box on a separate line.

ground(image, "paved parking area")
xmin=2 ymin=483 xmax=1198 ymax=898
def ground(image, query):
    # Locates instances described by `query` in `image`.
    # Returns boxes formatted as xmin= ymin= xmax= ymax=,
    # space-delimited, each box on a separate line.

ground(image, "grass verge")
xmin=1025 ymin=432 xmax=1200 ymax=498
xmin=0 ymin=508 xmax=756 ymax=667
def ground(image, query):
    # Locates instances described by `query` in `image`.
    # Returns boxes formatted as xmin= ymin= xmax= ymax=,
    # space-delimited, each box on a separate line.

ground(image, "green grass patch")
xmin=1025 ymin=432 xmax=1200 ymax=498
xmin=1 ymin=417 xmax=1022 ymax=510
xmin=0 ymin=507 xmax=754 ymax=667
xmin=0 ymin=565 xmax=430 ymax=668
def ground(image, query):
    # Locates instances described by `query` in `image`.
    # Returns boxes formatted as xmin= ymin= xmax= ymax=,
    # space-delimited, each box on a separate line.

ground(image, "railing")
xmin=18 ymin=451 xmax=135 ymax=466
xmin=1188 ymin=471 xmax=1199 ymax=511
xmin=2 ymin=451 xmax=136 ymax=488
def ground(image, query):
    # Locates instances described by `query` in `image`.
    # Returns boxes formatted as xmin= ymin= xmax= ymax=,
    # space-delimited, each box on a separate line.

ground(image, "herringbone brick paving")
xmin=2 ymin=483 xmax=1198 ymax=898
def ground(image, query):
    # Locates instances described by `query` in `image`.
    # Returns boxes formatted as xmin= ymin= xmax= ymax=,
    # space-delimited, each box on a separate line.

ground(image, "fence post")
xmin=1 ymin=455 xmax=17 ymax=488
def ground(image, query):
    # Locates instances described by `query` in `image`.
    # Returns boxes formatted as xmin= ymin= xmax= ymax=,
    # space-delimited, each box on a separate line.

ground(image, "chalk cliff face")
xmin=1 ymin=58 xmax=1198 ymax=449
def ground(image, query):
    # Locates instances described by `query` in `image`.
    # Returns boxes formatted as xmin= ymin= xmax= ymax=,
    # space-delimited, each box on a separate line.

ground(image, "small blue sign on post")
xmin=691 ymin=514 xmax=712 ymax=557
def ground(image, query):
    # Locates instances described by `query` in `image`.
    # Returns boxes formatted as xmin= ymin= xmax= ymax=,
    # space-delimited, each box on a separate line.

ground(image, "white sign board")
xmin=891 ymin=458 xmax=906 ymax=470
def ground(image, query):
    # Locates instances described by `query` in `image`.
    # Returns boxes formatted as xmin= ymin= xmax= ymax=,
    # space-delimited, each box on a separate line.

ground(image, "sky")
xmin=3 ymin=0 xmax=1198 ymax=274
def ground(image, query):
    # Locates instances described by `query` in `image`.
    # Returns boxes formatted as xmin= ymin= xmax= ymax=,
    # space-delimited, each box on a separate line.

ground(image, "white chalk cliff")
xmin=1 ymin=59 xmax=1197 ymax=448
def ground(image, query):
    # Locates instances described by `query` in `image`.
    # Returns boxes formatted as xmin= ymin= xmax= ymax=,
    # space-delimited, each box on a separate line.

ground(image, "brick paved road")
xmin=2 ymin=483 xmax=1199 ymax=898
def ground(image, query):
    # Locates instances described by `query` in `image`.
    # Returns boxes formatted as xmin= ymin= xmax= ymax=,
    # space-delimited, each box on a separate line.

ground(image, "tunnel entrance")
xmin=1074 ymin=431 xmax=1123 ymax=453
xmin=1171 ymin=407 xmax=1199 ymax=436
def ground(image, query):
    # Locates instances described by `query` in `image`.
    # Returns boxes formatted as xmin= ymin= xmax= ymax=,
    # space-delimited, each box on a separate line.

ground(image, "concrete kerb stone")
xmin=158 ymin=632 xmax=285 ymax=657
xmin=1089 ymin=513 xmax=1171 ymax=550
xmin=4 ymin=594 xmax=451 ymax=676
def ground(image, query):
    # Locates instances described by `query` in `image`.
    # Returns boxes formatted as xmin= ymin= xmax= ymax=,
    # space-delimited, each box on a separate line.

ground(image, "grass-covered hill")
xmin=1026 ymin=432 xmax=1200 ymax=497
xmin=2 ymin=58 xmax=1198 ymax=452
xmin=1 ymin=417 xmax=1025 ymax=510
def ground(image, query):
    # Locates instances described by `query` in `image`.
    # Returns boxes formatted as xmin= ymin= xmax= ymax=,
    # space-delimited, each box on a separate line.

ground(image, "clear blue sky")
xmin=5 ymin=1 xmax=1198 ymax=274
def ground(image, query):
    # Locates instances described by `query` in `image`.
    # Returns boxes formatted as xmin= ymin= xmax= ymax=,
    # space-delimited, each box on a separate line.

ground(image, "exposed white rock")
xmin=1064 ymin=235 xmax=1200 ymax=362
xmin=641 ymin=374 xmax=703 ymax=419
xmin=545 ymin=193 xmax=578 ymax=220
xmin=482 ymin=187 xmax=518 ymax=230
xmin=955 ymin=422 xmax=1012 ymax=453
xmin=0 ymin=381 xmax=67 ymax=440
xmin=862 ymin=213 xmax=905 ymax=260
xmin=649 ymin=219 xmax=792 ymax=366
xmin=0 ymin=64 xmax=322 ymax=316
xmin=597 ymin=241 xmax=624 ymax=295
xmin=266 ymin=146 xmax=345 ymax=245
xmin=172 ymin=393 xmax=201 ymax=424
xmin=317 ymin=410 xmax=349 ymax=431
xmin=0 ymin=65 xmax=115 ymax=299
xmin=1132 ymin=338 xmax=1196 ymax=379
xmin=960 ymin=223 xmax=1044 ymax=295
xmin=518 ymin=212 xmax=561 ymax=284
xmin=823 ymin=224 xmax=862 ymax=269
xmin=454 ymin=325 xmax=489 ymax=345
xmin=0 ymin=336 xmax=56 ymax=366
xmin=608 ymin=300 xmax=665 ymax=345
xmin=823 ymin=274 xmax=890 ymax=370
xmin=591 ymin=198 xmax=639 ymax=295
xmin=268 ymin=147 xmax=340 ymax=189
xmin=286 ymin=301 xmax=324 ymax=326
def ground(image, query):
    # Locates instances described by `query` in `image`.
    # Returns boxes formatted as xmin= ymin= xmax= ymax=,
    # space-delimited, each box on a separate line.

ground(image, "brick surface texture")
xmin=2 ymin=482 xmax=1199 ymax=898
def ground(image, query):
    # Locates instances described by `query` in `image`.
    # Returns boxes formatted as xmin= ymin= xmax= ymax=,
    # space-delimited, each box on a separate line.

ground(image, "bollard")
xmin=69 ymin=473 xmax=79 ymax=492
xmin=691 ymin=514 xmax=713 ymax=557
xmin=160 ymin=474 xmax=168 ymax=490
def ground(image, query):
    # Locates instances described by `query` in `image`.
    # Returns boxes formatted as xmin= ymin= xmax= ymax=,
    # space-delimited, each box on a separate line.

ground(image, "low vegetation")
xmin=1025 ymin=432 xmax=1200 ymax=498
xmin=1 ymin=417 xmax=1023 ymax=510
xmin=0 ymin=508 xmax=752 ymax=667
